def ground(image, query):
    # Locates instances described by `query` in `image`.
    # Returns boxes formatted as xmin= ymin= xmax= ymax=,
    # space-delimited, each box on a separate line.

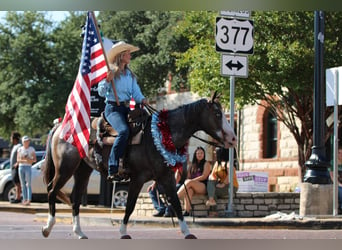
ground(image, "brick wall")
xmin=134 ymin=192 xmax=300 ymax=218
xmin=239 ymin=104 xmax=301 ymax=192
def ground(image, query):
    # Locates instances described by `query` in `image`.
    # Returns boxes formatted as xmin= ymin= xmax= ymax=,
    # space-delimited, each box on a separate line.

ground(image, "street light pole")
xmin=304 ymin=11 xmax=331 ymax=184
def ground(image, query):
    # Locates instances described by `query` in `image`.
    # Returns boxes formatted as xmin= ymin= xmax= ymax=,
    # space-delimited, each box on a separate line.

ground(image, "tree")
xmin=175 ymin=11 xmax=342 ymax=181
xmin=0 ymin=11 xmax=85 ymax=141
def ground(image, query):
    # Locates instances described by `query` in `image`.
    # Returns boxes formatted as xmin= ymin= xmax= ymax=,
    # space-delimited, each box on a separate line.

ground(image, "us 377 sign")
xmin=216 ymin=17 xmax=254 ymax=54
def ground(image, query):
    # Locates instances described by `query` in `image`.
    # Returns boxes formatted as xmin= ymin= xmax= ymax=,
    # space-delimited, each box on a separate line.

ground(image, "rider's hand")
xmin=106 ymin=70 xmax=114 ymax=82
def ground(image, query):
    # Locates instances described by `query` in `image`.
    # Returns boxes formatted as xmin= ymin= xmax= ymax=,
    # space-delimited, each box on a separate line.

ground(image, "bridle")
xmin=191 ymin=133 xmax=223 ymax=148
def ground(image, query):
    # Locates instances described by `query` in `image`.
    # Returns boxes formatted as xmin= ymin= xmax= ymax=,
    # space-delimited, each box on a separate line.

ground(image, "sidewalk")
xmin=2 ymin=201 xmax=342 ymax=229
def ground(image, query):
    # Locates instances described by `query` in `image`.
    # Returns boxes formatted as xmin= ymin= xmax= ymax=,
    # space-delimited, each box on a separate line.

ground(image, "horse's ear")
xmin=211 ymin=91 xmax=221 ymax=102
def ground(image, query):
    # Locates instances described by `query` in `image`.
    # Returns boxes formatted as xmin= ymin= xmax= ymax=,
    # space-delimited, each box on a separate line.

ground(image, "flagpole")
xmin=90 ymin=11 xmax=120 ymax=106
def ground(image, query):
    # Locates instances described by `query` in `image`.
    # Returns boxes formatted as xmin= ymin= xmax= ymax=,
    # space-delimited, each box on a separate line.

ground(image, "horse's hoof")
xmin=121 ymin=235 xmax=132 ymax=239
xmin=42 ymin=227 xmax=50 ymax=238
xmin=79 ymin=235 xmax=88 ymax=239
xmin=185 ymin=234 xmax=197 ymax=239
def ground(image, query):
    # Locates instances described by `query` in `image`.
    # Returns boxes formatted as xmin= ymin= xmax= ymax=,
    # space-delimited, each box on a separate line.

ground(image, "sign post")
xmin=326 ymin=66 xmax=342 ymax=215
xmin=215 ymin=11 xmax=253 ymax=217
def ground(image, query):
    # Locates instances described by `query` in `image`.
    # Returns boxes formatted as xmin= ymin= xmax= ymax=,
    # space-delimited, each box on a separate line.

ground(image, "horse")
xmin=41 ymin=92 xmax=237 ymax=239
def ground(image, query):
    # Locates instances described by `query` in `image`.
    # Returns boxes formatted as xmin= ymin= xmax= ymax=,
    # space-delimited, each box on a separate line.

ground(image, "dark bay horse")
xmin=41 ymin=92 xmax=237 ymax=239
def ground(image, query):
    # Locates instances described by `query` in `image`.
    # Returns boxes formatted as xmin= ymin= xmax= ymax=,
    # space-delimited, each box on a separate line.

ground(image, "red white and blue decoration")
xmin=151 ymin=110 xmax=187 ymax=171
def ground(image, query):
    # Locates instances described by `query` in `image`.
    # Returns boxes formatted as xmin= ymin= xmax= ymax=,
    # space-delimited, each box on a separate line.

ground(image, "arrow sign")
xmin=226 ymin=60 xmax=244 ymax=71
xmin=221 ymin=54 xmax=248 ymax=78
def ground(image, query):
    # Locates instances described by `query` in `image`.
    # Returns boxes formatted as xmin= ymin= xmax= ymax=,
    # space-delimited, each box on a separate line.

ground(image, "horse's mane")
xmin=169 ymin=99 xmax=208 ymax=117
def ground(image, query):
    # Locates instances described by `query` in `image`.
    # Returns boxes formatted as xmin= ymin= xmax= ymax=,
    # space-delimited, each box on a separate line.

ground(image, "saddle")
xmin=91 ymin=108 xmax=149 ymax=147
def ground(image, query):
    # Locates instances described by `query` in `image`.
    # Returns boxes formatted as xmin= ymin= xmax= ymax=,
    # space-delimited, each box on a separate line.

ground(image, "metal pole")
xmin=333 ymin=69 xmax=339 ymax=215
xmin=226 ymin=76 xmax=235 ymax=216
xmin=304 ymin=11 xmax=331 ymax=184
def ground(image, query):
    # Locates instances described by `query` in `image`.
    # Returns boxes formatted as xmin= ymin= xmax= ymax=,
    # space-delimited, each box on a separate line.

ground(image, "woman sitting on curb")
xmin=177 ymin=146 xmax=211 ymax=216
xmin=206 ymin=147 xmax=239 ymax=207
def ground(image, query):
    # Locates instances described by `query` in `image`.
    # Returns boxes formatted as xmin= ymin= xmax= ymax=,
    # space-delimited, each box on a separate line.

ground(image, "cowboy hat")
xmin=106 ymin=41 xmax=139 ymax=63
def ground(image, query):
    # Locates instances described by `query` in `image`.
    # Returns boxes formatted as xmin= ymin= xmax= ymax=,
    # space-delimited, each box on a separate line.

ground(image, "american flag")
xmin=59 ymin=12 xmax=107 ymax=158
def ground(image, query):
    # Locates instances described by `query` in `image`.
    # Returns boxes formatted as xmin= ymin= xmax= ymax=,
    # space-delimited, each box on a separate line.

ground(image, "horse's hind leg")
xmin=42 ymin=189 xmax=57 ymax=238
xmin=42 ymin=173 xmax=73 ymax=238
xmin=71 ymin=162 xmax=93 ymax=239
xmin=160 ymin=174 xmax=197 ymax=239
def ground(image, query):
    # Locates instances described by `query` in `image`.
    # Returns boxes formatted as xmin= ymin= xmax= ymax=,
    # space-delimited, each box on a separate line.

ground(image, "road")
xmin=1 ymin=212 xmax=342 ymax=239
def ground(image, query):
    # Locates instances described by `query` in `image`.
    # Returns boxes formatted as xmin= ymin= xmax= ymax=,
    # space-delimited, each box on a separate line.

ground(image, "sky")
xmin=0 ymin=11 xmax=70 ymax=24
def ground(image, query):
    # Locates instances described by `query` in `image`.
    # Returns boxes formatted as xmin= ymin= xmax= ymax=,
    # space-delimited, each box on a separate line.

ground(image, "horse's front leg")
xmin=119 ymin=180 xmax=144 ymax=239
xmin=162 ymin=178 xmax=197 ymax=239
xmin=42 ymin=190 xmax=56 ymax=238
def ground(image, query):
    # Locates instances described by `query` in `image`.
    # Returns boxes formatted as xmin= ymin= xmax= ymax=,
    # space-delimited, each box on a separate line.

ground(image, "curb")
xmin=35 ymin=213 xmax=342 ymax=230
xmin=3 ymin=202 xmax=342 ymax=229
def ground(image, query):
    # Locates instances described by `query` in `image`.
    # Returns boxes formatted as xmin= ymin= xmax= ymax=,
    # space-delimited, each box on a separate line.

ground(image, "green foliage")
xmin=0 ymin=11 xmax=84 ymax=140
xmin=175 ymin=11 xmax=342 ymax=173
xmin=174 ymin=11 xmax=232 ymax=105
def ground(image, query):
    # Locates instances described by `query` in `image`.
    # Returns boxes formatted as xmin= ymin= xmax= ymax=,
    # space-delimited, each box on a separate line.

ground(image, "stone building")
xmin=238 ymin=103 xmax=300 ymax=192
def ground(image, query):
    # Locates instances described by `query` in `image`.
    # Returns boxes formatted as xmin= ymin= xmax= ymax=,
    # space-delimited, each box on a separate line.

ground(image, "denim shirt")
xmin=98 ymin=70 xmax=145 ymax=103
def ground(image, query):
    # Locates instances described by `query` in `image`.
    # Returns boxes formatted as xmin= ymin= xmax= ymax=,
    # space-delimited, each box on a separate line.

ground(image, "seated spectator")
xmin=177 ymin=146 xmax=211 ymax=216
xmin=206 ymin=147 xmax=239 ymax=207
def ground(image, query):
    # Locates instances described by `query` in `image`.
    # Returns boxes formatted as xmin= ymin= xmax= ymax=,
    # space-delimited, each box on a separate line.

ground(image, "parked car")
xmin=0 ymin=158 xmax=129 ymax=208
xmin=0 ymin=159 xmax=9 ymax=170
xmin=0 ymin=158 xmax=8 ymax=164
xmin=0 ymin=151 xmax=45 ymax=171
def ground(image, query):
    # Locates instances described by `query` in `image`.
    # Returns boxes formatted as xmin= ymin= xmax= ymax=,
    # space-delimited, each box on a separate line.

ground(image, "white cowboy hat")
xmin=106 ymin=41 xmax=139 ymax=63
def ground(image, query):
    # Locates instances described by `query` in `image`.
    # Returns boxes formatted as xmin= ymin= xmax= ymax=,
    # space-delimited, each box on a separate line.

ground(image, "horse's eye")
xmin=216 ymin=111 xmax=222 ymax=119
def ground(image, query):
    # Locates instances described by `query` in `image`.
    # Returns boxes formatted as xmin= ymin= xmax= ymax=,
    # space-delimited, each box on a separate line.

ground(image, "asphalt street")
xmin=2 ymin=201 xmax=342 ymax=239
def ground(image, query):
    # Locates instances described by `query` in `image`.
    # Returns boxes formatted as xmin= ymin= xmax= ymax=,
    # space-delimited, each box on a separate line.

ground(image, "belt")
xmin=107 ymin=100 xmax=130 ymax=107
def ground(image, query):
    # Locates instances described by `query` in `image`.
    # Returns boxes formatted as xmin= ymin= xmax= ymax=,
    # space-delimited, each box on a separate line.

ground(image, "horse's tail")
xmin=43 ymin=125 xmax=57 ymax=191
xmin=43 ymin=124 xmax=72 ymax=206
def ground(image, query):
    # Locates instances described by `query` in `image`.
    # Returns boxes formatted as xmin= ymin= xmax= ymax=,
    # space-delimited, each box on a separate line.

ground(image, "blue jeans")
xmin=18 ymin=165 xmax=32 ymax=201
xmin=105 ymin=103 xmax=130 ymax=175
xmin=338 ymin=186 xmax=342 ymax=209
xmin=149 ymin=184 xmax=183 ymax=214
xmin=149 ymin=184 xmax=173 ymax=214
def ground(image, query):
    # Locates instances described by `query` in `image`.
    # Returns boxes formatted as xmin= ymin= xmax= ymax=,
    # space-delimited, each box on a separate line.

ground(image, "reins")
xmin=144 ymin=103 xmax=158 ymax=115
xmin=191 ymin=134 xmax=222 ymax=148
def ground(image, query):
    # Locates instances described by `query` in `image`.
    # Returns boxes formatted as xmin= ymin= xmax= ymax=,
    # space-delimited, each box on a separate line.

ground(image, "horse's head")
xmin=200 ymin=91 xmax=237 ymax=148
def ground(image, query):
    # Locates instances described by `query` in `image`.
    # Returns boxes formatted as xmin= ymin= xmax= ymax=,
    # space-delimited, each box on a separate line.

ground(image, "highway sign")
xmin=216 ymin=17 xmax=254 ymax=54
xmin=221 ymin=54 xmax=248 ymax=78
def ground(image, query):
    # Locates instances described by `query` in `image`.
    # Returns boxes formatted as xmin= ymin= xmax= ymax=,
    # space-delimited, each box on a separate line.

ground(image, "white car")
xmin=0 ymin=158 xmax=129 ymax=207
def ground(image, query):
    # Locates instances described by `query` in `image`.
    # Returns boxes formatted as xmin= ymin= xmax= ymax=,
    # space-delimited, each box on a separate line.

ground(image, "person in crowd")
xmin=177 ymin=146 xmax=211 ymax=216
xmin=329 ymin=146 xmax=342 ymax=213
xmin=98 ymin=41 xmax=146 ymax=182
xmin=206 ymin=147 xmax=239 ymax=207
xmin=148 ymin=168 xmax=184 ymax=217
xmin=9 ymin=131 xmax=22 ymax=203
xmin=17 ymin=136 xmax=36 ymax=206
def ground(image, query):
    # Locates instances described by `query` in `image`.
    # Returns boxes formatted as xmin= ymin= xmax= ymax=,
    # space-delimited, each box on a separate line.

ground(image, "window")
xmin=265 ymin=111 xmax=278 ymax=158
